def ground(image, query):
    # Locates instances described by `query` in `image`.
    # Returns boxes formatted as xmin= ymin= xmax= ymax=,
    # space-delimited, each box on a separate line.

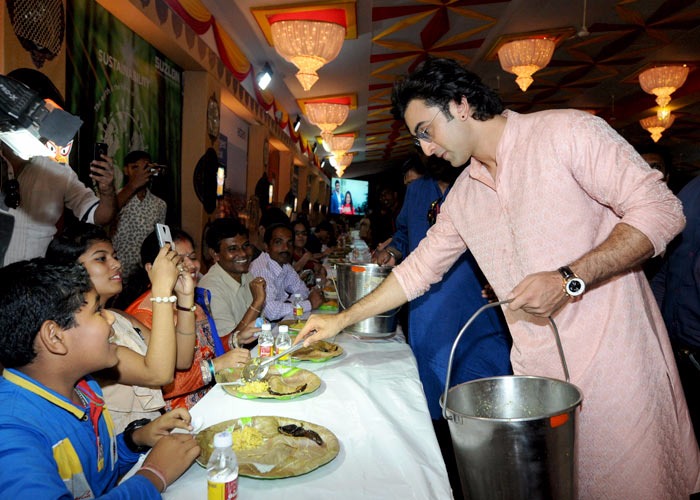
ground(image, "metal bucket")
xmin=333 ymin=263 xmax=398 ymax=336
xmin=440 ymin=301 xmax=583 ymax=500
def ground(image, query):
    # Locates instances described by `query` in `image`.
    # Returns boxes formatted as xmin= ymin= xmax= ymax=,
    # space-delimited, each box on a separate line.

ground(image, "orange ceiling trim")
xmin=297 ymin=94 xmax=357 ymax=114
xmin=212 ymin=21 xmax=252 ymax=80
xmin=268 ymin=9 xmax=347 ymax=26
xmin=372 ymin=11 xmax=434 ymax=42
xmin=163 ymin=0 xmax=213 ymax=34
xmin=252 ymin=1 xmax=357 ymax=46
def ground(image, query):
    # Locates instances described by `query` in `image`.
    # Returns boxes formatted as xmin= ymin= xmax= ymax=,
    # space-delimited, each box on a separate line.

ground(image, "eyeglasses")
xmin=413 ymin=109 xmax=441 ymax=147
xmin=3 ymin=179 xmax=20 ymax=209
xmin=427 ymin=198 xmax=441 ymax=226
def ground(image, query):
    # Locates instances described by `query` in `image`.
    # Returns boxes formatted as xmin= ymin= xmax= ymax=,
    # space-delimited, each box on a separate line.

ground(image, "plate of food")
xmin=196 ymin=416 xmax=340 ymax=478
xmin=292 ymin=340 xmax=343 ymax=362
xmin=278 ymin=318 xmax=307 ymax=332
xmin=217 ymin=366 xmax=321 ymax=400
xmin=317 ymin=299 xmax=339 ymax=312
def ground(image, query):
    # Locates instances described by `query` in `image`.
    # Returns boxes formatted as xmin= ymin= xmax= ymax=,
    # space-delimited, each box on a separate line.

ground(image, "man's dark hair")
xmin=335 ymin=180 xmax=340 ymax=186
xmin=205 ymin=217 xmax=248 ymax=252
xmin=402 ymin=155 xmax=427 ymax=177
xmin=46 ymin=222 xmax=110 ymax=265
xmin=264 ymin=223 xmax=292 ymax=245
xmin=391 ymin=57 xmax=503 ymax=122
xmin=123 ymin=150 xmax=151 ymax=165
xmin=0 ymin=259 xmax=91 ymax=368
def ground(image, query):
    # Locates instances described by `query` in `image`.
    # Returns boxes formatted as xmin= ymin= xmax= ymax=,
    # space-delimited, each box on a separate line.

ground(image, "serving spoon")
xmin=241 ymin=342 xmax=310 ymax=382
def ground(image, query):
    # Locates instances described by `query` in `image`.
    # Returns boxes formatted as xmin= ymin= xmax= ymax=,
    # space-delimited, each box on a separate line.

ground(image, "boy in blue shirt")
xmin=0 ymin=259 xmax=200 ymax=498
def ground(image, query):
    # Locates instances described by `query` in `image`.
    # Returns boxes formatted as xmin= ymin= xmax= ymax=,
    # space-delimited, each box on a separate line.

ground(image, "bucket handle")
xmin=441 ymin=299 xmax=570 ymax=420
xmin=331 ymin=273 xmax=401 ymax=318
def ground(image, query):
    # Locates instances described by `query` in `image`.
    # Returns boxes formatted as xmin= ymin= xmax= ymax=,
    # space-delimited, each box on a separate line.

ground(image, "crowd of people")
xmin=1 ymin=57 xmax=699 ymax=500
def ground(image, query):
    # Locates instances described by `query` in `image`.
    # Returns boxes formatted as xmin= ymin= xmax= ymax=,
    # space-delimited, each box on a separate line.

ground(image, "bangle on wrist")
xmin=385 ymin=248 xmax=399 ymax=261
xmin=200 ymin=360 xmax=212 ymax=384
xmin=208 ymin=358 xmax=216 ymax=379
xmin=150 ymin=295 xmax=176 ymax=304
xmin=176 ymin=303 xmax=196 ymax=312
xmin=249 ymin=304 xmax=261 ymax=313
xmin=139 ymin=465 xmax=167 ymax=493
xmin=229 ymin=331 xmax=240 ymax=350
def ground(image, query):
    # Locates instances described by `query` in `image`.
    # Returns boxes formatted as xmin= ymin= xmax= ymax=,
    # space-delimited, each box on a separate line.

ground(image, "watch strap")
xmin=123 ymin=418 xmax=152 ymax=453
xmin=558 ymin=266 xmax=575 ymax=281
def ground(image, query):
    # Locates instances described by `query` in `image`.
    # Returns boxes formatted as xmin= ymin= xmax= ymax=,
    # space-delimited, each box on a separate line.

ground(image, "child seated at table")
xmin=0 ymin=259 xmax=201 ymax=498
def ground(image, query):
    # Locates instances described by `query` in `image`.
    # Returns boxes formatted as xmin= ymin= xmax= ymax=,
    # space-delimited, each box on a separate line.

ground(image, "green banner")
xmin=66 ymin=0 xmax=182 ymax=224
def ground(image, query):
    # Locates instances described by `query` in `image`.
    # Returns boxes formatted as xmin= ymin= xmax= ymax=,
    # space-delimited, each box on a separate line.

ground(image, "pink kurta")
xmin=394 ymin=109 xmax=700 ymax=499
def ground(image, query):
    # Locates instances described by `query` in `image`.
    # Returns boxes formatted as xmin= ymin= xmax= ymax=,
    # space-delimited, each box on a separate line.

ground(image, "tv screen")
xmin=329 ymin=177 xmax=369 ymax=216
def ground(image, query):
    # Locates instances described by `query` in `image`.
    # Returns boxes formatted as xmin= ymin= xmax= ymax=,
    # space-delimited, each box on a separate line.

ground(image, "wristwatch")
xmin=558 ymin=266 xmax=586 ymax=297
xmin=123 ymin=418 xmax=152 ymax=453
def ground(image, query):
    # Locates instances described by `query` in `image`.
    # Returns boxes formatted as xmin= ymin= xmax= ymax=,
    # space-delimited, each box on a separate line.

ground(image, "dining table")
xmin=125 ymin=321 xmax=454 ymax=499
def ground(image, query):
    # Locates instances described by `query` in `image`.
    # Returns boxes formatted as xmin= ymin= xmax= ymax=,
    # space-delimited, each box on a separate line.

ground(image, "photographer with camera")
xmin=0 ymin=68 xmax=118 ymax=267
xmin=111 ymin=150 xmax=167 ymax=285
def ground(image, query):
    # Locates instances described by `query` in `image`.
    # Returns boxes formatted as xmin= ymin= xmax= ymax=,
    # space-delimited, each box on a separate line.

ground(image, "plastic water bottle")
xmin=275 ymin=325 xmax=292 ymax=366
xmin=258 ymin=323 xmax=273 ymax=358
xmin=292 ymin=293 xmax=303 ymax=320
xmin=207 ymin=431 xmax=238 ymax=500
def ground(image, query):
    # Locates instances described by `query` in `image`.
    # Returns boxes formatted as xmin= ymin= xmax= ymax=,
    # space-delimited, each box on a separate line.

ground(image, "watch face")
xmin=566 ymin=278 xmax=585 ymax=296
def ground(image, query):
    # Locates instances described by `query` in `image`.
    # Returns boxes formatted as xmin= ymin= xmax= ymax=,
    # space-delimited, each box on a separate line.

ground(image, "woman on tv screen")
xmin=340 ymin=191 xmax=355 ymax=215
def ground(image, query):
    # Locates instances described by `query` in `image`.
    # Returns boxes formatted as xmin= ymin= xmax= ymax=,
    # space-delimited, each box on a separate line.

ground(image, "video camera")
xmin=0 ymin=75 xmax=82 ymax=160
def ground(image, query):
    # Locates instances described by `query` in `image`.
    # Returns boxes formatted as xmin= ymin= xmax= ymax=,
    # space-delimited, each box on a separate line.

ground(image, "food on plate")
xmin=196 ymin=416 xmax=340 ymax=478
xmin=218 ymin=366 xmax=321 ymax=399
xmin=231 ymin=426 xmax=265 ymax=451
xmin=237 ymin=380 xmax=270 ymax=394
xmin=292 ymin=340 xmax=343 ymax=362
xmin=278 ymin=423 xmax=324 ymax=446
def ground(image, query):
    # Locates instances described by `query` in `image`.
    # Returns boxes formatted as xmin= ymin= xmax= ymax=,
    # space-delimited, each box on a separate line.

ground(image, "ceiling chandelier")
xmin=270 ymin=19 xmax=345 ymax=91
xmin=323 ymin=133 xmax=354 ymax=157
xmin=305 ymin=102 xmax=349 ymax=137
xmin=639 ymin=65 xmax=689 ymax=120
xmin=330 ymin=153 xmax=353 ymax=176
xmin=639 ymin=114 xmax=675 ymax=143
xmin=497 ymin=38 xmax=555 ymax=92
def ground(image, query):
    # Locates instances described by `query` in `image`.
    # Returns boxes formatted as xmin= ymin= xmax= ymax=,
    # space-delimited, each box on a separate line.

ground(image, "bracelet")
xmin=385 ymin=248 xmax=399 ymax=261
xmin=200 ymin=360 xmax=212 ymax=385
xmin=207 ymin=358 xmax=216 ymax=380
xmin=229 ymin=331 xmax=240 ymax=350
xmin=249 ymin=305 xmax=261 ymax=313
xmin=139 ymin=465 xmax=167 ymax=493
xmin=150 ymin=295 xmax=176 ymax=304
xmin=176 ymin=303 xmax=196 ymax=312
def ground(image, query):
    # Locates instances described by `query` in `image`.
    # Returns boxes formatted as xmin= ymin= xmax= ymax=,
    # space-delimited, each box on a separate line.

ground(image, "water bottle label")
xmin=207 ymin=478 xmax=238 ymax=500
xmin=259 ymin=343 xmax=273 ymax=357
xmin=293 ymin=305 xmax=303 ymax=317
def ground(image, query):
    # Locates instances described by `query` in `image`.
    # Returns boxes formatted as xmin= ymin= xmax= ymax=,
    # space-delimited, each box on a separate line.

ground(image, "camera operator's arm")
xmin=117 ymin=161 xmax=152 ymax=208
xmin=90 ymin=154 xmax=118 ymax=225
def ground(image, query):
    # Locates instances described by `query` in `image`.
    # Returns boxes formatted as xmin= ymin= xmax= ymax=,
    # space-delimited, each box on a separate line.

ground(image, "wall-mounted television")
xmin=329 ymin=177 xmax=369 ymax=216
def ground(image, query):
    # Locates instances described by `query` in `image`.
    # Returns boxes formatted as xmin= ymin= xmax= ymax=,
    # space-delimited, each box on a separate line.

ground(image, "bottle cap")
xmin=294 ymin=293 xmax=301 ymax=299
xmin=213 ymin=431 xmax=233 ymax=448
xmin=261 ymin=323 xmax=272 ymax=331
xmin=278 ymin=325 xmax=289 ymax=334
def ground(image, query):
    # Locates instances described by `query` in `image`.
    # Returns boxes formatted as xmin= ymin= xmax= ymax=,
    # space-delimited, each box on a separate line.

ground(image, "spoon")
xmin=241 ymin=342 xmax=310 ymax=382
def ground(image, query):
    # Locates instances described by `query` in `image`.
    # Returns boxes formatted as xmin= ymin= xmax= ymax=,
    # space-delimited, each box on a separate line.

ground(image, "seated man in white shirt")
xmin=200 ymin=218 xmax=266 ymax=345
xmin=249 ymin=223 xmax=323 ymax=321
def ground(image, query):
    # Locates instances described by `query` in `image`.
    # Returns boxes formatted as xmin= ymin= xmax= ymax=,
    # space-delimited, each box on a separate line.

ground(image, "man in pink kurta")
xmin=297 ymin=58 xmax=700 ymax=499
xmin=394 ymin=108 xmax=700 ymax=498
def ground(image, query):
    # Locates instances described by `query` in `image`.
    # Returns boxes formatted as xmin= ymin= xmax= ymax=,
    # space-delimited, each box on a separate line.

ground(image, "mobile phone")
xmin=93 ymin=142 xmax=108 ymax=161
xmin=155 ymin=223 xmax=174 ymax=248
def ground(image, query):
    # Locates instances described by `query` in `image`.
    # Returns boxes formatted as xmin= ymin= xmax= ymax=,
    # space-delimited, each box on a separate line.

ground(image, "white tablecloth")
xmin=131 ymin=331 xmax=453 ymax=499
